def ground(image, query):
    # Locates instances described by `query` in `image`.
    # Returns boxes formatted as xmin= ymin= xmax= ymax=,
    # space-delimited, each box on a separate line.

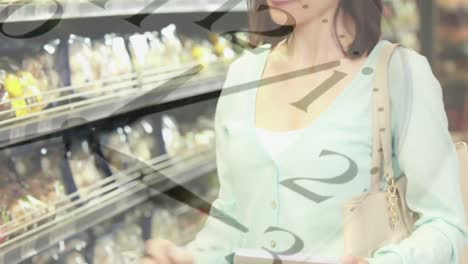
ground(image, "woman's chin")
xmin=269 ymin=10 xmax=302 ymax=26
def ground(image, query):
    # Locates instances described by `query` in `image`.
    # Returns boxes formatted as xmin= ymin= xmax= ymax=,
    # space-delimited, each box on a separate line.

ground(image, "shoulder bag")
xmin=342 ymin=42 xmax=468 ymax=259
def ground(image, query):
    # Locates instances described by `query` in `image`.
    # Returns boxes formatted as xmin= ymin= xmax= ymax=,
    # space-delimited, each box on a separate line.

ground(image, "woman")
xmin=142 ymin=0 xmax=468 ymax=263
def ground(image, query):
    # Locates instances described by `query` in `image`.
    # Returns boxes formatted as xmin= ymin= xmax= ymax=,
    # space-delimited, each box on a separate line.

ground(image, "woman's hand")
xmin=141 ymin=239 xmax=194 ymax=264
xmin=341 ymin=255 xmax=370 ymax=264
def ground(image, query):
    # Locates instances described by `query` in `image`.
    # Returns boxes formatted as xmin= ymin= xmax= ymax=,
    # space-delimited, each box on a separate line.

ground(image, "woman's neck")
xmin=281 ymin=8 xmax=355 ymax=68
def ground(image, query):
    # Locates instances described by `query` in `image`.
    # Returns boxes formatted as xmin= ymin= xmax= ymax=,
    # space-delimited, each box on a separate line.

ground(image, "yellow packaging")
xmin=5 ymin=72 xmax=44 ymax=117
xmin=19 ymin=72 xmax=43 ymax=113
xmin=5 ymin=73 xmax=28 ymax=117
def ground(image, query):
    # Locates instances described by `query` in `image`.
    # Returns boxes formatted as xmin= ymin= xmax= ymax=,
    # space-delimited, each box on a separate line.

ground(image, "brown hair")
xmin=247 ymin=0 xmax=383 ymax=58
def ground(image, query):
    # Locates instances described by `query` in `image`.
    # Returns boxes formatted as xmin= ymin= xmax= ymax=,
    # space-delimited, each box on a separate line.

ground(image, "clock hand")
xmin=290 ymin=70 xmax=347 ymax=112
xmin=111 ymin=64 xmax=203 ymax=117
xmin=98 ymin=144 xmax=249 ymax=233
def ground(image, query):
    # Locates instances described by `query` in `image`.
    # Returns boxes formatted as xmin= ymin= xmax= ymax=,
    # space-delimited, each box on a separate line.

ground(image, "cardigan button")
xmin=270 ymin=240 xmax=277 ymax=248
xmin=271 ymin=201 xmax=277 ymax=210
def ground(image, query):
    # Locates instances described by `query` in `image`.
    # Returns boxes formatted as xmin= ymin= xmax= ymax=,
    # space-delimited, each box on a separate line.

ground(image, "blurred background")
xmin=0 ymin=0 xmax=467 ymax=263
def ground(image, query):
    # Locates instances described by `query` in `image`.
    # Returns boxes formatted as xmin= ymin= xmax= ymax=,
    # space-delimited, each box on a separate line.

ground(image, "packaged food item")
xmin=0 ymin=209 xmax=10 ymax=245
xmin=176 ymin=114 xmax=215 ymax=153
xmin=91 ymin=40 xmax=112 ymax=81
xmin=190 ymin=40 xmax=218 ymax=69
xmin=128 ymin=33 xmax=150 ymax=73
xmin=4 ymin=184 xmax=20 ymax=224
xmin=21 ymin=194 xmax=48 ymax=222
xmin=30 ymin=244 xmax=62 ymax=264
xmin=108 ymin=34 xmax=133 ymax=75
xmin=2 ymin=72 xmax=43 ymax=118
xmin=68 ymin=34 xmax=101 ymax=95
xmin=38 ymin=39 xmax=63 ymax=100
xmin=126 ymin=118 xmax=161 ymax=162
xmin=0 ymin=164 xmax=14 ymax=243
xmin=161 ymin=114 xmax=184 ymax=157
xmin=193 ymin=116 xmax=215 ymax=151
xmin=151 ymin=206 xmax=179 ymax=242
xmin=93 ymin=235 xmax=124 ymax=264
xmin=11 ymin=142 xmax=60 ymax=211
xmin=64 ymin=251 xmax=88 ymax=264
xmin=4 ymin=72 xmax=28 ymax=117
xmin=127 ymin=201 xmax=153 ymax=222
xmin=22 ymin=173 xmax=47 ymax=204
xmin=114 ymin=223 xmax=144 ymax=263
xmin=179 ymin=37 xmax=197 ymax=64
xmin=161 ymin=24 xmax=184 ymax=66
xmin=93 ymin=34 xmax=133 ymax=83
xmin=8 ymin=140 xmax=67 ymax=220
xmin=18 ymin=71 xmax=44 ymax=112
xmin=208 ymin=32 xmax=236 ymax=63
xmin=38 ymin=146 xmax=67 ymax=204
xmin=146 ymin=31 xmax=166 ymax=68
xmin=22 ymin=39 xmax=62 ymax=105
xmin=63 ymin=235 xmax=89 ymax=264
xmin=68 ymin=138 xmax=106 ymax=196
xmin=0 ymin=69 xmax=14 ymax=121
xmin=7 ymin=182 xmax=41 ymax=231
xmin=32 ymin=233 xmax=90 ymax=264
xmin=22 ymin=57 xmax=49 ymax=100
xmin=99 ymin=126 xmax=135 ymax=174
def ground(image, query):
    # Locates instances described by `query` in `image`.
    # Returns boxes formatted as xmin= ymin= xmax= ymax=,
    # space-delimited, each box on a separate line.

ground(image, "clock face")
xmin=3 ymin=1 xmax=401 ymax=262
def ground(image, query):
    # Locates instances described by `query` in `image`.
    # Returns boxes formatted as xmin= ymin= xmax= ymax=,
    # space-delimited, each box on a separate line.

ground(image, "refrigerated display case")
xmin=0 ymin=1 xmax=247 ymax=262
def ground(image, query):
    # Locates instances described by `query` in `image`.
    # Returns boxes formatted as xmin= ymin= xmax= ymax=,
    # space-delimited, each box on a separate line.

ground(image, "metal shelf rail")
xmin=0 ymin=60 xmax=228 ymax=150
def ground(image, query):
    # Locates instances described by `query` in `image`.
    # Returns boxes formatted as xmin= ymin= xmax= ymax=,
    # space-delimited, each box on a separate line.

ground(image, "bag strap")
xmin=371 ymin=42 xmax=401 ymax=192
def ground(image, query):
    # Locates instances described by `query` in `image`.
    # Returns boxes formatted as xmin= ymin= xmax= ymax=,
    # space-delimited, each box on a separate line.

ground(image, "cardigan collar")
xmin=234 ymin=40 xmax=388 ymax=166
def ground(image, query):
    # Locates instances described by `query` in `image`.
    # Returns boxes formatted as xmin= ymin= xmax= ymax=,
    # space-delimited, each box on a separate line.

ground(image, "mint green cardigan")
xmin=185 ymin=40 xmax=468 ymax=264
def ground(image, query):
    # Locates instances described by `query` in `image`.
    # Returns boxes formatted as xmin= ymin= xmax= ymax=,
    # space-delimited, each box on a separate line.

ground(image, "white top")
xmin=255 ymin=127 xmax=305 ymax=162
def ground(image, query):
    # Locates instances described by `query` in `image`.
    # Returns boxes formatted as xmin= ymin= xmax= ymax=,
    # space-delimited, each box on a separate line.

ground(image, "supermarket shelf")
xmin=382 ymin=27 xmax=419 ymax=42
xmin=0 ymin=148 xmax=216 ymax=264
xmin=0 ymin=62 xmax=227 ymax=150
xmin=0 ymin=0 xmax=248 ymax=23
xmin=439 ymin=4 xmax=468 ymax=15
xmin=173 ymin=191 xmax=217 ymax=246
xmin=441 ymin=78 xmax=468 ymax=88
